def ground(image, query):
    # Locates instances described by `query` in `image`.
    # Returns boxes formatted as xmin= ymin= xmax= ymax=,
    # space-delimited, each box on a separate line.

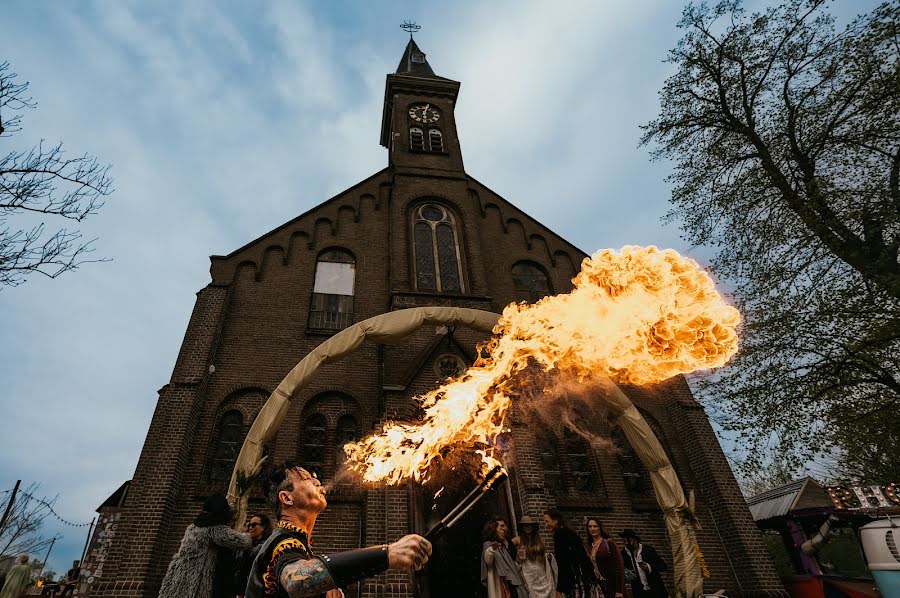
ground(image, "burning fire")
xmin=345 ymin=246 xmax=740 ymax=484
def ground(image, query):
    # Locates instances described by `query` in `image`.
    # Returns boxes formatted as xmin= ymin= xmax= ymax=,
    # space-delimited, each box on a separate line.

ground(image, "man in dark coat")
xmin=543 ymin=508 xmax=597 ymax=598
xmin=619 ymin=529 xmax=668 ymax=598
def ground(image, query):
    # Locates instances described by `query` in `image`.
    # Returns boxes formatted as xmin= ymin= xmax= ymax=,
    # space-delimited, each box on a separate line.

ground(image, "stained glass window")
xmin=211 ymin=411 xmax=243 ymax=481
xmin=303 ymin=414 xmax=327 ymax=479
xmin=512 ymin=261 xmax=552 ymax=303
xmin=309 ymin=249 xmax=355 ymax=330
xmin=413 ymin=204 xmax=463 ymax=292
xmin=414 ymin=222 xmax=437 ymax=290
xmin=436 ymin=223 xmax=461 ymax=292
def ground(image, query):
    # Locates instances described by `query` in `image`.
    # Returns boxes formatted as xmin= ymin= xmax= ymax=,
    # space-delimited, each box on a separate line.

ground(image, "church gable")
xmin=467 ymin=176 xmax=586 ymax=280
xmin=209 ymin=168 xmax=390 ymax=285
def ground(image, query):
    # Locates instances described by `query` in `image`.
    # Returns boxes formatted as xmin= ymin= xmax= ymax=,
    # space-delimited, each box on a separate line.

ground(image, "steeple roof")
xmin=395 ymin=37 xmax=448 ymax=80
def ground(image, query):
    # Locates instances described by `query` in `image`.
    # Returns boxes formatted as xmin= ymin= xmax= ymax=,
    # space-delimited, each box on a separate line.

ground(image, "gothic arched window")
xmin=302 ymin=414 xmax=327 ymax=479
xmin=428 ymin=129 xmax=443 ymax=152
xmin=413 ymin=204 xmax=463 ymax=293
xmin=211 ymin=411 xmax=243 ymax=481
xmin=410 ymin=127 xmax=425 ymax=151
xmin=564 ymin=428 xmax=595 ymax=491
xmin=309 ymin=248 xmax=355 ymax=331
xmin=612 ymin=427 xmax=648 ymax=495
xmin=335 ymin=415 xmax=359 ymax=468
xmin=512 ymin=261 xmax=552 ymax=303
xmin=539 ymin=438 xmax=564 ymax=493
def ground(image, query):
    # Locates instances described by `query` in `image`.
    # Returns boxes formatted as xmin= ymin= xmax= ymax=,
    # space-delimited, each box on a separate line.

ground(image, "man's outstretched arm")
xmin=278 ymin=534 xmax=430 ymax=597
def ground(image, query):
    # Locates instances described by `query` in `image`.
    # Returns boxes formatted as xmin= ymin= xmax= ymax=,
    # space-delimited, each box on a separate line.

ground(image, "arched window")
xmin=409 ymin=127 xmax=425 ymax=151
xmin=612 ymin=427 xmax=648 ymax=495
xmin=302 ymin=414 xmax=327 ymax=479
xmin=211 ymin=411 xmax=243 ymax=481
xmin=413 ymin=204 xmax=463 ymax=292
xmin=563 ymin=428 xmax=595 ymax=491
xmin=335 ymin=415 xmax=359 ymax=469
xmin=512 ymin=261 xmax=552 ymax=303
xmin=428 ymin=129 xmax=443 ymax=152
xmin=309 ymin=249 xmax=355 ymax=330
xmin=539 ymin=438 xmax=564 ymax=493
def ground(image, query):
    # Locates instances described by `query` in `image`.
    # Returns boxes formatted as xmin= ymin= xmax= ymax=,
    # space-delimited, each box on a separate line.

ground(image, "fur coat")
xmin=158 ymin=524 xmax=250 ymax=598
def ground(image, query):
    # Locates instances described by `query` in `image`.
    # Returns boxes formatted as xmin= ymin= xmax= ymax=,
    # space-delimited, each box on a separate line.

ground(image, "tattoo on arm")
xmin=279 ymin=558 xmax=337 ymax=597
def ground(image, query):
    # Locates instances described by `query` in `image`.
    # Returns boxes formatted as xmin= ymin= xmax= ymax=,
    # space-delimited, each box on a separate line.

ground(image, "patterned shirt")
xmin=263 ymin=521 xmax=313 ymax=596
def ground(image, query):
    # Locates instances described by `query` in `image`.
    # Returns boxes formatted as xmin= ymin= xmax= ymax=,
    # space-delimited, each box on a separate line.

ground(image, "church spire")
xmin=395 ymin=36 xmax=443 ymax=80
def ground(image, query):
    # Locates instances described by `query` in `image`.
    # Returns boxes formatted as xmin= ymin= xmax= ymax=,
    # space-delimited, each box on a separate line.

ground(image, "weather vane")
xmin=401 ymin=21 xmax=421 ymax=37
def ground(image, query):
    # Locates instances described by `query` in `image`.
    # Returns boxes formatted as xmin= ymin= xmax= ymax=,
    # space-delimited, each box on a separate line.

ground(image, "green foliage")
xmin=643 ymin=0 xmax=900 ymax=481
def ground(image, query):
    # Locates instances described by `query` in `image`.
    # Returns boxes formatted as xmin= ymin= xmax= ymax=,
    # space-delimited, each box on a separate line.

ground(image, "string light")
xmin=5 ymin=488 xmax=94 ymax=528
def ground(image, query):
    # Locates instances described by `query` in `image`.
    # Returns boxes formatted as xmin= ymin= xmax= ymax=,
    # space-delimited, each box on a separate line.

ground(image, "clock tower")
xmin=380 ymin=37 xmax=466 ymax=174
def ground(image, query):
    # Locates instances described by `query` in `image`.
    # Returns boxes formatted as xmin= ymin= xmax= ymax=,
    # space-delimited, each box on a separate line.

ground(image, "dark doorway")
xmin=416 ymin=480 xmax=513 ymax=598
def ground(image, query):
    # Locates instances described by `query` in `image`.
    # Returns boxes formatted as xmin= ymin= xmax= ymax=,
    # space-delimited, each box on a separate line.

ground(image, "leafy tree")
xmin=642 ymin=0 xmax=900 ymax=480
xmin=0 ymin=61 xmax=113 ymax=288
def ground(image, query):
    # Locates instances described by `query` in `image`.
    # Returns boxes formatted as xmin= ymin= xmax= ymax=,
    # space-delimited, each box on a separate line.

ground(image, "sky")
xmin=0 ymin=0 xmax=877 ymax=578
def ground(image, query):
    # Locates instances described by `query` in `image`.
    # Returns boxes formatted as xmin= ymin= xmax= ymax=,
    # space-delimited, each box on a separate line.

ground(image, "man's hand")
xmin=388 ymin=534 xmax=432 ymax=571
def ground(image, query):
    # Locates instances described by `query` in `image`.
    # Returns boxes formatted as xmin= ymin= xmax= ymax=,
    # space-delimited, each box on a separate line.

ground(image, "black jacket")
xmin=553 ymin=525 xmax=597 ymax=594
xmin=621 ymin=543 xmax=668 ymax=598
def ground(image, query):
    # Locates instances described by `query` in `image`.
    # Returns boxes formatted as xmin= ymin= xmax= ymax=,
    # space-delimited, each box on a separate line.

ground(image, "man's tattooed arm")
xmin=279 ymin=557 xmax=337 ymax=597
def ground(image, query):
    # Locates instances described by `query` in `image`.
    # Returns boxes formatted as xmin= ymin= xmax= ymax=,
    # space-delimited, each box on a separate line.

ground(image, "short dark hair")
xmin=263 ymin=461 xmax=306 ymax=517
xmin=543 ymin=508 xmax=564 ymax=524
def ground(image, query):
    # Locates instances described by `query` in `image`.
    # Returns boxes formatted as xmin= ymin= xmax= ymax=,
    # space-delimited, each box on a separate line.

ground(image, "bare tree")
xmin=0 ymin=483 xmax=60 ymax=558
xmin=0 ymin=61 xmax=113 ymax=288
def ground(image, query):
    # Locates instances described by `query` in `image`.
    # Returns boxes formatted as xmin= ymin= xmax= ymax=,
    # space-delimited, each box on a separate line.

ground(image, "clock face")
xmin=408 ymin=104 xmax=440 ymax=124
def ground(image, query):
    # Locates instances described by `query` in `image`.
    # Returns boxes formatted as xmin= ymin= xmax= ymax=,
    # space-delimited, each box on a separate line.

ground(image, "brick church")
xmin=89 ymin=38 xmax=786 ymax=597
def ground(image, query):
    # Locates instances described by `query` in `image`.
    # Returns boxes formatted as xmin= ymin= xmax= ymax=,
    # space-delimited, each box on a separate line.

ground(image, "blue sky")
xmin=0 ymin=0 xmax=877 ymax=577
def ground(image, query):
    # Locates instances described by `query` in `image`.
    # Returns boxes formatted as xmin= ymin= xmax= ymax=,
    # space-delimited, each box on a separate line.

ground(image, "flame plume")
xmin=345 ymin=246 xmax=740 ymax=484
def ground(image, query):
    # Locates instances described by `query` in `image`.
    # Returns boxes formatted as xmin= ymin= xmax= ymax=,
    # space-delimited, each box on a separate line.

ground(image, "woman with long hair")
xmin=515 ymin=515 xmax=556 ymax=598
xmin=585 ymin=518 xmax=624 ymax=598
xmin=481 ymin=517 xmax=528 ymax=598
xmin=158 ymin=494 xmax=251 ymax=598
xmin=236 ymin=513 xmax=274 ymax=596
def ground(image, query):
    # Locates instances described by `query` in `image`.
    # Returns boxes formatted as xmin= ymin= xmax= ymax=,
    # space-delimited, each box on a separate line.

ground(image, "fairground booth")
xmin=748 ymin=478 xmax=900 ymax=598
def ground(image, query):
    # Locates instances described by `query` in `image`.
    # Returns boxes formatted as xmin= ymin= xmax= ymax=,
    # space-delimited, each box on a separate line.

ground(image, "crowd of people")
xmin=480 ymin=508 xmax=669 ymax=598
xmin=143 ymin=461 xmax=669 ymax=598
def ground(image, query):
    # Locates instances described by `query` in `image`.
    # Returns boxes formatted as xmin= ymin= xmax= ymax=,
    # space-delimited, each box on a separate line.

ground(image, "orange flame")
xmin=345 ymin=246 xmax=740 ymax=484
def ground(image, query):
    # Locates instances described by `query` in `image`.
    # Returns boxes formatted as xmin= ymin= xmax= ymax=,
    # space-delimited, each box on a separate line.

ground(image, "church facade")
xmin=92 ymin=39 xmax=786 ymax=598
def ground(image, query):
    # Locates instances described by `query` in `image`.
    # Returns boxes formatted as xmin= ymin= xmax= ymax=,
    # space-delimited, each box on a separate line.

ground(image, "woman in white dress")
xmin=516 ymin=515 xmax=557 ymax=598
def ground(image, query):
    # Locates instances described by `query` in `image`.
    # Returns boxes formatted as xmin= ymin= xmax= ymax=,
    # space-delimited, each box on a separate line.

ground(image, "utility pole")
xmin=0 ymin=479 xmax=21 ymax=535
xmin=38 ymin=536 xmax=56 ymax=579
xmin=80 ymin=517 xmax=96 ymax=564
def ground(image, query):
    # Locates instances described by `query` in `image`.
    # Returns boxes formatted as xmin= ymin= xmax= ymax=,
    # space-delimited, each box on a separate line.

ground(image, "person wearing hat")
xmin=618 ymin=529 xmax=668 ymax=598
xmin=516 ymin=515 xmax=557 ymax=598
